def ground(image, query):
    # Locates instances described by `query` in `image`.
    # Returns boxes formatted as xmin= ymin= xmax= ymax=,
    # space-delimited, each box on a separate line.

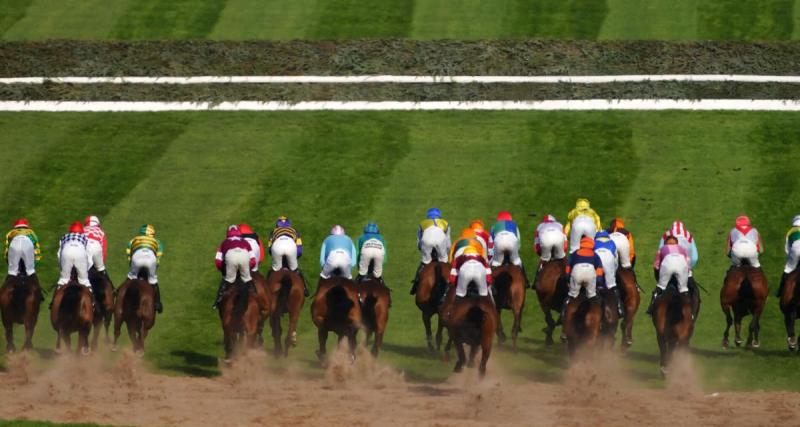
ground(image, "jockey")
xmin=564 ymin=237 xmax=604 ymax=315
xmin=411 ymin=208 xmax=451 ymax=294
xmin=469 ymin=219 xmax=491 ymax=260
xmin=534 ymin=214 xmax=567 ymax=268
xmin=267 ymin=216 xmax=309 ymax=296
xmin=564 ymin=198 xmax=602 ymax=253
xmin=489 ymin=211 xmax=523 ymax=269
xmin=238 ymin=223 xmax=264 ymax=272
xmin=84 ymin=215 xmax=108 ymax=278
xmin=608 ymin=217 xmax=635 ymax=268
xmin=5 ymin=218 xmax=41 ymax=279
xmin=449 ymin=228 xmax=488 ymax=262
xmin=127 ymin=224 xmax=164 ymax=313
xmin=648 ymin=235 xmax=691 ymax=314
xmin=320 ymin=225 xmax=356 ymax=280
xmin=57 ymin=221 xmax=91 ymax=290
xmin=449 ymin=245 xmax=493 ymax=301
xmin=778 ymin=215 xmax=800 ymax=297
xmin=595 ymin=231 xmax=622 ymax=314
xmin=726 ymin=215 xmax=762 ymax=269
xmin=213 ymin=225 xmax=256 ymax=309
xmin=356 ymin=222 xmax=387 ymax=283
xmin=658 ymin=220 xmax=698 ymax=272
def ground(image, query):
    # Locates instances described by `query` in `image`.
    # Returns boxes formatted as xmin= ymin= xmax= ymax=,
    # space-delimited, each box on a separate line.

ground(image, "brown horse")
xmin=0 ymin=272 xmax=42 ymax=353
xmin=112 ymin=277 xmax=156 ymax=354
xmin=250 ymin=271 xmax=271 ymax=346
xmin=597 ymin=287 xmax=620 ymax=347
xmin=50 ymin=281 xmax=94 ymax=355
xmin=355 ymin=277 xmax=391 ymax=357
xmin=267 ymin=268 xmax=305 ymax=357
xmin=562 ymin=291 xmax=602 ymax=356
xmin=440 ymin=291 xmax=497 ymax=377
xmin=491 ymin=263 xmax=526 ymax=351
xmin=414 ymin=261 xmax=450 ymax=352
xmin=534 ymin=258 xmax=568 ymax=345
xmin=780 ymin=269 xmax=800 ymax=350
xmin=88 ymin=268 xmax=114 ymax=350
xmin=617 ymin=267 xmax=640 ymax=350
xmin=721 ymin=265 xmax=768 ymax=349
xmin=311 ymin=276 xmax=362 ymax=363
xmin=218 ymin=278 xmax=261 ymax=362
xmin=652 ymin=282 xmax=697 ymax=376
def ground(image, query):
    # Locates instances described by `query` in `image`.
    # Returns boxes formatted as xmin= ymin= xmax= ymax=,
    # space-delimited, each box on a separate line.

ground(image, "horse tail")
xmin=279 ymin=272 xmax=293 ymax=300
xmin=325 ymin=284 xmax=354 ymax=324
xmin=124 ymin=283 xmax=142 ymax=317
xmin=59 ymin=285 xmax=81 ymax=317
xmin=233 ymin=283 xmax=251 ymax=318
xmin=10 ymin=278 xmax=29 ymax=309
xmin=281 ymin=256 xmax=289 ymax=270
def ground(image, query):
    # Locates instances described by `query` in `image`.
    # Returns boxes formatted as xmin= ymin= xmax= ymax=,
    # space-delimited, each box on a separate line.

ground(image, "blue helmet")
xmin=426 ymin=207 xmax=441 ymax=219
xmin=595 ymin=230 xmax=610 ymax=240
xmin=364 ymin=222 xmax=380 ymax=234
xmin=276 ymin=215 xmax=291 ymax=228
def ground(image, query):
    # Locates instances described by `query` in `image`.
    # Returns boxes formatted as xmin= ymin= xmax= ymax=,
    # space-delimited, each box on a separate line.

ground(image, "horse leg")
xmin=63 ymin=330 xmax=72 ymax=354
xmin=657 ymin=334 xmax=668 ymax=377
xmin=734 ymin=312 xmax=744 ymax=347
xmin=112 ymin=312 xmax=123 ymax=352
xmin=127 ymin=319 xmax=140 ymax=353
xmin=372 ymin=330 xmax=384 ymax=358
xmin=542 ymin=310 xmax=555 ymax=346
xmin=467 ymin=344 xmax=479 ymax=368
xmin=3 ymin=321 xmax=14 ymax=353
xmin=453 ymin=338 xmax=466 ymax=373
xmin=511 ymin=307 xmax=522 ymax=352
xmin=495 ymin=307 xmax=506 ymax=345
xmin=722 ymin=305 xmax=733 ymax=349
xmin=422 ymin=311 xmax=434 ymax=352
xmin=285 ymin=307 xmax=301 ymax=357
xmin=223 ymin=328 xmax=235 ymax=362
xmin=270 ymin=314 xmax=283 ymax=357
xmin=751 ymin=303 xmax=764 ymax=349
xmin=23 ymin=315 xmax=36 ymax=351
xmin=479 ymin=335 xmax=492 ymax=378
xmin=316 ymin=328 xmax=328 ymax=363
xmin=80 ymin=326 xmax=91 ymax=356
xmin=348 ymin=329 xmax=357 ymax=358
xmin=435 ymin=316 xmax=445 ymax=352
xmin=103 ymin=313 xmax=112 ymax=345
xmin=91 ymin=319 xmax=101 ymax=351
xmin=785 ymin=310 xmax=797 ymax=351
xmin=139 ymin=320 xmax=150 ymax=354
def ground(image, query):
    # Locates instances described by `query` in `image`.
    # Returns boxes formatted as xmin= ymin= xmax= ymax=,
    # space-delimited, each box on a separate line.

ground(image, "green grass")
xmin=1 ymin=111 xmax=800 ymax=391
xmin=4 ymin=0 xmax=800 ymax=40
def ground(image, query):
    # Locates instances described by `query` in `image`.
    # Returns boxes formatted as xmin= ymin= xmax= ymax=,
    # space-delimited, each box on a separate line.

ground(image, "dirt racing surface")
xmin=0 ymin=348 xmax=798 ymax=427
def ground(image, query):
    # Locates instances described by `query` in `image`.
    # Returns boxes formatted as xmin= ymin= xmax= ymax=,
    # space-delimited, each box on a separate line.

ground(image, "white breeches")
xmin=455 ymin=260 xmax=489 ymax=297
xmin=658 ymin=254 xmax=689 ymax=292
xmin=128 ymin=249 xmax=158 ymax=284
xmin=420 ymin=227 xmax=449 ymax=264
xmin=58 ymin=244 xmax=90 ymax=286
xmin=569 ymin=215 xmax=597 ymax=253
xmin=358 ymin=239 xmax=385 ymax=277
xmin=595 ymin=248 xmax=618 ymax=289
xmin=609 ymin=232 xmax=631 ymax=268
xmin=321 ymin=250 xmax=352 ymax=279
xmin=491 ymin=231 xmax=521 ymax=267
xmin=568 ymin=263 xmax=597 ymax=298
xmin=785 ymin=241 xmax=800 ymax=273
xmin=7 ymin=236 xmax=35 ymax=276
xmin=538 ymin=229 xmax=566 ymax=262
xmin=270 ymin=236 xmax=298 ymax=271
xmin=731 ymin=240 xmax=760 ymax=268
xmin=223 ymin=248 xmax=252 ymax=283
xmin=86 ymin=240 xmax=105 ymax=272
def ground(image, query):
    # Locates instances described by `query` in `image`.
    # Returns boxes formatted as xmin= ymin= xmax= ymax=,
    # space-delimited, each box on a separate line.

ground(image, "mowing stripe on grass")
xmin=6 ymin=99 xmax=800 ymax=112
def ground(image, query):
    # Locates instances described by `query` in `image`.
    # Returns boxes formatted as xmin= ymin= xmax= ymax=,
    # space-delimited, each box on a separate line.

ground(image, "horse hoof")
xmin=722 ymin=340 xmax=728 ymax=349
xmin=111 ymin=346 xmax=118 ymax=352
xmin=735 ymin=339 xmax=743 ymax=347
xmin=660 ymin=366 xmax=668 ymax=378
xmin=751 ymin=341 xmax=760 ymax=349
xmin=453 ymin=364 xmax=463 ymax=373
xmin=560 ymin=334 xmax=567 ymax=343
xmin=6 ymin=348 xmax=14 ymax=354
xmin=223 ymin=358 xmax=232 ymax=365
xmin=80 ymin=348 xmax=91 ymax=356
xmin=54 ymin=348 xmax=62 ymax=355
xmin=544 ymin=336 xmax=554 ymax=346
xmin=135 ymin=349 xmax=145 ymax=357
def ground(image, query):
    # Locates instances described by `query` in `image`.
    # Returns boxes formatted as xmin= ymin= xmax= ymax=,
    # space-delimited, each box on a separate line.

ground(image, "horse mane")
xmin=324 ymin=283 xmax=354 ymax=324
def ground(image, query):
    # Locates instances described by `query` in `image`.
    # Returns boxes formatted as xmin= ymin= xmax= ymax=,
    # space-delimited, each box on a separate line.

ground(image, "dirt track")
xmin=0 ymin=348 xmax=798 ymax=427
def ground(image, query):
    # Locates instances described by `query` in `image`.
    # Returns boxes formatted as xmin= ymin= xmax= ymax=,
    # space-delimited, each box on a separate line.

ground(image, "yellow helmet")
xmin=576 ymin=198 xmax=591 ymax=209
xmin=463 ymin=245 xmax=480 ymax=256
xmin=139 ymin=224 xmax=155 ymax=236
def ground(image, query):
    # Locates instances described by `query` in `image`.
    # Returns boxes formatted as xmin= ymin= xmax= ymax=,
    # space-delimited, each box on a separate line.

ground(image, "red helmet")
xmin=238 ymin=223 xmax=254 ymax=234
xmin=496 ymin=211 xmax=513 ymax=221
xmin=735 ymin=215 xmax=751 ymax=228
xmin=69 ymin=221 xmax=84 ymax=234
xmin=13 ymin=218 xmax=29 ymax=228
xmin=226 ymin=225 xmax=241 ymax=238
xmin=543 ymin=214 xmax=556 ymax=223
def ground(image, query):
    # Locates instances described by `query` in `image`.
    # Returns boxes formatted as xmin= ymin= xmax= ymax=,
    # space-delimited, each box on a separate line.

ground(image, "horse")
xmin=112 ymin=273 xmax=156 ymax=354
xmin=562 ymin=290 xmax=603 ymax=357
xmin=218 ymin=277 xmax=261 ymax=362
xmin=597 ymin=286 xmax=620 ymax=348
xmin=491 ymin=262 xmax=526 ymax=351
xmin=780 ymin=269 xmax=800 ymax=351
xmin=0 ymin=268 xmax=42 ymax=353
xmin=652 ymin=281 xmax=698 ymax=376
xmin=355 ymin=274 xmax=391 ymax=357
xmin=50 ymin=279 xmax=94 ymax=355
xmin=267 ymin=267 xmax=305 ymax=357
xmin=721 ymin=265 xmax=768 ymax=349
xmin=440 ymin=285 xmax=497 ymax=377
xmin=533 ymin=258 xmax=568 ymax=345
xmin=616 ymin=267 xmax=640 ymax=350
xmin=88 ymin=268 xmax=114 ymax=350
xmin=414 ymin=260 xmax=450 ymax=352
xmin=250 ymin=270 xmax=271 ymax=346
xmin=310 ymin=275 xmax=362 ymax=363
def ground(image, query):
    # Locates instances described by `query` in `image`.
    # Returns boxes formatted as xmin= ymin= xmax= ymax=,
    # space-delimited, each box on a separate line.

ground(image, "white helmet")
xmin=330 ymin=225 xmax=345 ymax=235
xmin=793 ymin=215 xmax=800 ymax=227
xmin=85 ymin=215 xmax=100 ymax=227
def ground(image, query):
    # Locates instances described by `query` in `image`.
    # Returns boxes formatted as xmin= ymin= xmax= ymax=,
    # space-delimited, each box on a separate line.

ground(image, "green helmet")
xmin=139 ymin=224 xmax=155 ymax=236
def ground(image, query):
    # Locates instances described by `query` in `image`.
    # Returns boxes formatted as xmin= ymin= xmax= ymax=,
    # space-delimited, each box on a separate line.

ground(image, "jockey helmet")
xmin=667 ymin=220 xmax=688 ymax=238
xmin=85 ymin=215 xmax=100 ymax=227
xmin=330 ymin=225 xmax=345 ymax=235
xmin=13 ymin=218 xmax=29 ymax=228
xmin=496 ymin=211 xmax=512 ymax=221
xmin=139 ymin=224 xmax=156 ymax=236
xmin=463 ymin=245 xmax=480 ymax=256
xmin=364 ymin=222 xmax=380 ymax=234
xmin=238 ymin=223 xmax=254 ymax=234
xmin=459 ymin=228 xmax=476 ymax=239
xmin=276 ymin=216 xmax=291 ymax=228
xmin=735 ymin=215 xmax=751 ymax=228
xmin=69 ymin=221 xmax=84 ymax=234
xmin=609 ymin=217 xmax=625 ymax=231
xmin=426 ymin=208 xmax=441 ymax=219
xmin=470 ymin=219 xmax=485 ymax=230
xmin=579 ymin=236 xmax=594 ymax=250
xmin=576 ymin=198 xmax=591 ymax=210
xmin=595 ymin=230 xmax=610 ymax=240
xmin=793 ymin=215 xmax=800 ymax=227
xmin=543 ymin=214 xmax=557 ymax=223
xmin=226 ymin=225 xmax=241 ymax=238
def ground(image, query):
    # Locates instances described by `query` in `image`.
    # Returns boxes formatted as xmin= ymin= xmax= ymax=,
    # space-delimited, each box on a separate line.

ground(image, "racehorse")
xmin=652 ymin=281 xmax=698 ymax=375
xmin=597 ymin=287 xmax=620 ymax=347
xmin=533 ymin=258 xmax=568 ymax=345
xmin=414 ymin=260 xmax=450 ymax=352
xmin=89 ymin=268 xmax=114 ymax=350
xmin=112 ymin=273 xmax=156 ymax=354
xmin=50 ymin=278 xmax=93 ymax=355
xmin=218 ymin=277 xmax=261 ymax=362
xmin=721 ymin=265 xmax=768 ymax=349
xmin=780 ymin=269 xmax=800 ymax=351
xmin=311 ymin=275 xmax=361 ymax=363
xmin=0 ymin=268 xmax=42 ymax=353
xmin=250 ymin=271 xmax=271 ymax=346
xmin=491 ymin=262 xmax=526 ymax=351
xmin=267 ymin=267 xmax=305 ymax=357
xmin=617 ymin=267 xmax=640 ymax=350
xmin=562 ymin=290 xmax=602 ymax=356
xmin=440 ymin=284 xmax=497 ymax=377
xmin=355 ymin=274 xmax=391 ymax=357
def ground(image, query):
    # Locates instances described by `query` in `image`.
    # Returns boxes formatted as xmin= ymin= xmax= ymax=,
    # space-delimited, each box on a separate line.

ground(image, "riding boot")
xmin=646 ymin=288 xmax=662 ymax=316
xmin=153 ymin=283 xmax=163 ymax=314
xmin=519 ymin=263 xmax=531 ymax=288
xmin=212 ymin=280 xmax=228 ymax=310
xmin=777 ymin=272 xmax=788 ymax=298
xmin=296 ymin=268 xmax=310 ymax=297
xmin=612 ymin=286 xmax=623 ymax=317
xmin=410 ymin=262 xmax=425 ymax=295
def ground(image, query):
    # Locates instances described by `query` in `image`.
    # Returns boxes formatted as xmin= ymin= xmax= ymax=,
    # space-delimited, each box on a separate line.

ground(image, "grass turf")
xmin=0 ymin=111 xmax=799 ymax=391
xmin=3 ymin=0 xmax=800 ymax=40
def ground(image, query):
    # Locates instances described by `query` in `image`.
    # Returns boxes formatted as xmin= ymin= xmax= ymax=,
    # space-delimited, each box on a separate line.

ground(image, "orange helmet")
xmin=469 ymin=219 xmax=485 ymax=230
xmin=579 ymin=236 xmax=594 ymax=250
xmin=238 ymin=223 xmax=254 ymax=234
xmin=459 ymin=228 xmax=476 ymax=239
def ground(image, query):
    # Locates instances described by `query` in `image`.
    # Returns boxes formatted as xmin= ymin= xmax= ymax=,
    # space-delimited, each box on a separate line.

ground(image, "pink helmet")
xmin=496 ymin=211 xmax=513 ymax=221
xmin=543 ymin=214 xmax=557 ymax=223
xmin=226 ymin=224 xmax=241 ymax=238
xmin=330 ymin=225 xmax=345 ymax=235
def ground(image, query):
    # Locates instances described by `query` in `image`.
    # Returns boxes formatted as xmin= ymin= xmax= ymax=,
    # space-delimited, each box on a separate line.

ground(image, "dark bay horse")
xmin=50 ymin=281 xmax=93 ymax=355
xmin=355 ymin=277 xmax=391 ymax=357
xmin=112 ymin=277 xmax=156 ymax=354
xmin=0 ymin=272 xmax=42 ymax=353
xmin=311 ymin=276 xmax=361 ymax=363
xmin=721 ymin=265 xmax=768 ymax=349
xmin=89 ymin=268 xmax=114 ymax=350
xmin=534 ymin=258 xmax=568 ymax=345
xmin=617 ymin=267 xmax=640 ymax=350
xmin=267 ymin=268 xmax=305 ymax=357
xmin=491 ymin=263 xmax=526 ymax=351
xmin=441 ymin=291 xmax=497 ymax=377
xmin=414 ymin=261 xmax=450 ymax=351
xmin=562 ymin=291 xmax=602 ymax=357
xmin=780 ymin=270 xmax=800 ymax=350
xmin=652 ymin=282 xmax=697 ymax=376
xmin=218 ymin=278 xmax=261 ymax=362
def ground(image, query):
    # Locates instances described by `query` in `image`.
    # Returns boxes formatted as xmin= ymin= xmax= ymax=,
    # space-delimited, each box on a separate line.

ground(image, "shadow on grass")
xmin=170 ymin=349 xmax=218 ymax=367
xmin=161 ymin=364 xmax=218 ymax=377
xmin=381 ymin=342 xmax=444 ymax=360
